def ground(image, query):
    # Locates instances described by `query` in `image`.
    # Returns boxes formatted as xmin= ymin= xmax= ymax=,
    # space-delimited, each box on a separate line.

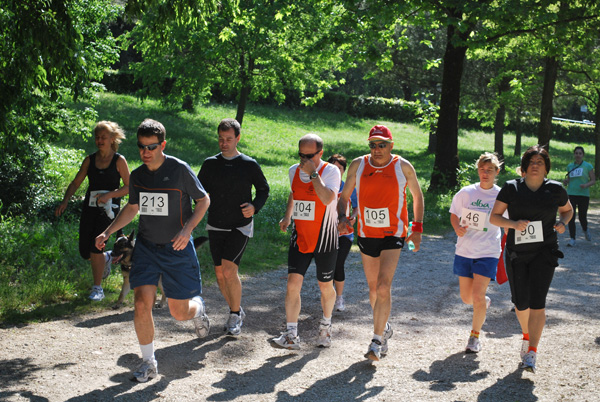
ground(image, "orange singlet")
xmin=356 ymin=155 xmax=408 ymax=238
xmin=291 ymin=163 xmax=338 ymax=253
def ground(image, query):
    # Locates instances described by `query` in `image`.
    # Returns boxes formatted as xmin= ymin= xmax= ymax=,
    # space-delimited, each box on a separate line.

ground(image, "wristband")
xmin=410 ymin=221 xmax=423 ymax=233
xmin=556 ymin=221 xmax=565 ymax=227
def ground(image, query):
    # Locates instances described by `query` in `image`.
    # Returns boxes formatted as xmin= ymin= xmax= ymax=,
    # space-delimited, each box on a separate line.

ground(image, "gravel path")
xmin=1 ymin=206 xmax=599 ymax=401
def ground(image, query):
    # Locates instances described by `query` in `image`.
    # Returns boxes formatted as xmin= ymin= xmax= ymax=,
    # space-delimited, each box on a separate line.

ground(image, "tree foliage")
xmin=0 ymin=0 xmax=121 ymax=215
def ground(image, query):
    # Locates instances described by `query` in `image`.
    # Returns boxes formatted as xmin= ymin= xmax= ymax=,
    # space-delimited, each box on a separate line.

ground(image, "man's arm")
xmin=95 ymin=203 xmax=139 ymax=249
xmin=279 ymin=192 xmax=294 ymax=232
xmin=402 ymin=159 xmax=424 ymax=252
xmin=172 ymin=195 xmax=210 ymax=250
xmin=338 ymin=158 xmax=359 ymax=234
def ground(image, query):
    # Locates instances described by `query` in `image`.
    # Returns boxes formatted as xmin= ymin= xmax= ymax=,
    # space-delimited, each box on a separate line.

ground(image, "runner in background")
xmin=563 ymin=146 xmax=595 ymax=247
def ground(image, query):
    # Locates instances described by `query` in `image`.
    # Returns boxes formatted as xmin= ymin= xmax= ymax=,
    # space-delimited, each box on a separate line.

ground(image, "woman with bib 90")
xmin=490 ymin=145 xmax=572 ymax=374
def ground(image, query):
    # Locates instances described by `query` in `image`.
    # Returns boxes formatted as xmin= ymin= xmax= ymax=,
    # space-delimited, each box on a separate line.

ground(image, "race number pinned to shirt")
xmin=460 ymin=207 xmax=488 ymax=231
xmin=139 ymin=192 xmax=168 ymax=216
xmin=515 ymin=221 xmax=543 ymax=245
xmin=364 ymin=207 xmax=390 ymax=228
xmin=293 ymin=200 xmax=315 ymax=221
xmin=569 ymin=168 xmax=583 ymax=178
xmin=89 ymin=190 xmax=109 ymax=207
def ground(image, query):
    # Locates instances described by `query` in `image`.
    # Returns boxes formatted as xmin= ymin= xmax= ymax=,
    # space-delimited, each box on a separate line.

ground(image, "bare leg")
xmin=215 ymin=259 xmax=242 ymax=311
xmin=471 ymin=274 xmax=491 ymax=332
xmin=318 ymin=280 xmax=336 ymax=319
xmin=285 ymin=273 xmax=304 ymax=323
xmin=134 ymin=285 xmax=157 ymax=345
xmin=90 ymin=253 xmax=105 ymax=286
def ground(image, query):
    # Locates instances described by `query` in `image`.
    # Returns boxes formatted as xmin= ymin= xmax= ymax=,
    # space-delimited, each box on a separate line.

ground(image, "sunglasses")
xmin=298 ymin=151 xmax=318 ymax=159
xmin=137 ymin=142 xmax=162 ymax=151
xmin=368 ymin=142 xmax=388 ymax=149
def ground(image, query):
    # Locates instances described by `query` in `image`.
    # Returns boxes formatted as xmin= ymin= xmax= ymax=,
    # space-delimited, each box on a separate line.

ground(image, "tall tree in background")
xmin=129 ymin=0 xmax=348 ymax=125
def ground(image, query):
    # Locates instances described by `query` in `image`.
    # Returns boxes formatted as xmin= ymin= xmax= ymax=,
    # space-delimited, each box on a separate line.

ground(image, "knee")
xmin=460 ymin=293 xmax=472 ymax=305
xmin=375 ymin=282 xmax=392 ymax=299
xmin=472 ymin=293 xmax=486 ymax=307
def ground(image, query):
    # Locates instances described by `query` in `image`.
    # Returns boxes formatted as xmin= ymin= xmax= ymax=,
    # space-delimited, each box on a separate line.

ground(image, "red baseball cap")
xmin=368 ymin=125 xmax=393 ymax=142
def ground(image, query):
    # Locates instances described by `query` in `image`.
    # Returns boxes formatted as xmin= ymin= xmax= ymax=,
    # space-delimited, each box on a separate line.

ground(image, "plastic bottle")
xmin=407 ymin=222 xmax=415 ymax=251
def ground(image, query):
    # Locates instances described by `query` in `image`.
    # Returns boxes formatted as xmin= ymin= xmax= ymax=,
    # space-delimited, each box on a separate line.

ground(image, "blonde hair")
xmin=476 ymin=152 xmax=502 ymax=171
xmin=94 ymin=121 xmax=126 ymax=152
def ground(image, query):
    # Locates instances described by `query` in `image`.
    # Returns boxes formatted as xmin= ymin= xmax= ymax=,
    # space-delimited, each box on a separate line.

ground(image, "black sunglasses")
xmin=137 ymin=142 xmax=162 ymax=151
xmin=298 ymin=151 xmax=318 ymax=159
xmin=368 ymin=142 xmax=388 ymax=149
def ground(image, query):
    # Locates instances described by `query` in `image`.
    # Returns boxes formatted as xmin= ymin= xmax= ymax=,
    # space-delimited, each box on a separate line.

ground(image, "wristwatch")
xmin=309 ymin=171 xmax=319 ymax=180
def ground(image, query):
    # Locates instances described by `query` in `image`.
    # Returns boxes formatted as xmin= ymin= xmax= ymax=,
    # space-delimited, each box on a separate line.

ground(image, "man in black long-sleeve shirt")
xmin=197 ymin=118 xmax=270 ymax=336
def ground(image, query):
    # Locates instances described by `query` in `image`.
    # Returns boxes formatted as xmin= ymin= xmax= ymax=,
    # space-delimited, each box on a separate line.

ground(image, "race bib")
xmin=569 ymin=168 xmax=583 ymax=178
xmin=292 ymin=200 xmax=315 ymax=221
xmin=515 ymin=221 xmax=543 ymax=245
xmin=139 ymin=192 xmax=168 ymax=216
xmin=89 ymin=190 xmax=109 ymax=207
xmin=364 ymin=207 xmax=390 ymax=228
xmin=460 ymin=207 xmax=488 ymax=231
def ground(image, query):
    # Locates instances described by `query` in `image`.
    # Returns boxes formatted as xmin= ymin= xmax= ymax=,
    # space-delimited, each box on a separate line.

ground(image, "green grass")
xmin=0 ymin=91 xmax=596 ymax=324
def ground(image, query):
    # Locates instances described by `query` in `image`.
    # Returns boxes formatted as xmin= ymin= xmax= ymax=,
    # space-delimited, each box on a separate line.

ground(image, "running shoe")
xmin=485 ymin=295 xmax=491 ymax=309
xmin=102 ymin=251 xmax=112 ymax=279
xmin=365 ymin=339 xmax=382 ymax=361
xmin=465 ymin=335 xmax=481 ymax=353
xmin=271 ymin=329 xmax=301 ymax=350
xmin=317 ymin=321 xmax=332 ymax=348
xmin=567 ymin=238 xmax=576 ymax=247
xmin=225 ymin=307 xmax=246 ymax=336
xmin=334 ymin=295 xmax=345 ymax=312
xmin=381 ymin=322 xmax=393 ymax=355
xmin=520 ymin=339 xmax=530 ymax=359
xmin=191 ymin=296 xmax=210 ymax=338
xmin=133 ymin=358 xmax=158 ymax=383
xmin=584 ymin=231 xmax=592 ymax=241
xmin=89 ymin=286 xmax=104 ymax=301
xmin=521 ymin=350 xmax=536 ymax=373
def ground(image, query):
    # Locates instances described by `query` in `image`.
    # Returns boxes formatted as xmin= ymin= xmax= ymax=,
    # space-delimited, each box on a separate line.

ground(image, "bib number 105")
xmin=139 ymin=192 xmax=168 ymax=216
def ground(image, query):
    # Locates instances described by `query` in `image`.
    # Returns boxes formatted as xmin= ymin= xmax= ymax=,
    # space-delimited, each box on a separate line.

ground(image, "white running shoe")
xmin=584 ymin=231 xmax=592 ymax=241
xmin=271 ymin=330 xmax=301 ymax=350
xmin=365 ymin=339 xmax=382 ymax=361
xmin=567 ymin=238 xmax=576 ymax=247
xmin=317 ymin=321 xmax=332 ymax=348
xmin=191 ymin=296 xmax=210 ymax=338
xmin=89 ymin=286 xmax=104 ymax=301
xmin=102 ymin=251 xmax=112 ymax=279
xmin=225 ymin=307 xmax=246 ymax=336
xmin=381 ymin=322 xmax=393 ymax=355
xmin=133 ymin=358 xmax=158 ymax=383
xmin=465 ymin=335 xmax=481 ymax=353
xmin=521 ymin=350 xmax=536 ymax=373
xmin=520 ymin=339 xmax=529 ymax=359
xmin=334 ymin=295 xmax=345 ymax=312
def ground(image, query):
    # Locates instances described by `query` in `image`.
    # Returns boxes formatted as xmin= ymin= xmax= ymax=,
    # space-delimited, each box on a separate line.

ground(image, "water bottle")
xmin=407 ymin=222 xmax=415 ymax=251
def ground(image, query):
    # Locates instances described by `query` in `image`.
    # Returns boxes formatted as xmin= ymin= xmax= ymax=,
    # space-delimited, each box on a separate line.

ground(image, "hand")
xmin=407 ymin=232 xmax=422 ymax=252
xmin=95 ymin=233 xmax=109 ymax=250
xmin=97 ymin=193 xmax=112 ymax=205
xmin=338 ymin=216 xmax=350 ymax=234
xmin=55 ymin=201 xmax=68 ymax=217
xmin=454 ymin=225 xmax=467 ymax=237
xmin=299 ymin=157 xmax=317 ymax=176
xmin=240 ymin=202 xmax=255 ymax=218
xmin=513 ymin=220 xmax=530 ymax=232
xmin=171 ymin=229 xmax=191 ymax=251
xmin=554 ymin=221 xmax=567 ymax=234
xmin=580 ymin=183 xmax=587 ymax=189
xmin=279 ymin=217 xmax=291 ymax=232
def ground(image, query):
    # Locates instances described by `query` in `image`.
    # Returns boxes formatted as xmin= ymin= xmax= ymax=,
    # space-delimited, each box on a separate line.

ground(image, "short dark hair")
xmin=327 ymin=154 xmax=347 ymax=170
xmin=137 ymin=119 xmax=166 ymax=143
xmin=218 ymin=118 xmax=241 ymax=137
xmin=574 ymin=146 xmax=584 ymax=154
xmin=521 ymin=144 xmax=551 ymax=174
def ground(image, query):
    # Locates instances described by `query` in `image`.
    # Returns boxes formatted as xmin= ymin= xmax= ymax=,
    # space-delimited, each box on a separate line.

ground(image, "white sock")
xmin=191 ymin=296 xmax=204 ymax=318
xmin=321 ymin=315 xmax=332 ymax=326
xmin=286 ymin=323 xmax=298 ymax=337
xmin=140 ymin=342 xmax=155 ymax=362
xmin=373 ymin=334 xmax=383 ymax=343
xmin=92 ymin=285 xmax=102 ymax=291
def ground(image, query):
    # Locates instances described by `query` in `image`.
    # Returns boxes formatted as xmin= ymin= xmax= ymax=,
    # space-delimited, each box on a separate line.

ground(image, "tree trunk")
xmin=514 ymin=108 xmax=523 ymax=156
xmin=235 ymin=55 xmax=255 ymax=126
xmin=537 ymin=56 xmax=559 ymax=150
xmin=493 ymin=77 xmax=510 ymax=171
xmin=429 ymin=23 xmax=468 ymax=192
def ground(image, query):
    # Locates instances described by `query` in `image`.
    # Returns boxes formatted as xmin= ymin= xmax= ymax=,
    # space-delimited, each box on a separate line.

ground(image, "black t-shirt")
xmin=496 ymin=178 xmax=568 ymax=253
xmin=129 ymin=155 xmax=207 ymax=244
xmin=198 ymin=153 xmax=269 ymax=229
xmin=84 ymin=152 xmax=122 ymax=208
